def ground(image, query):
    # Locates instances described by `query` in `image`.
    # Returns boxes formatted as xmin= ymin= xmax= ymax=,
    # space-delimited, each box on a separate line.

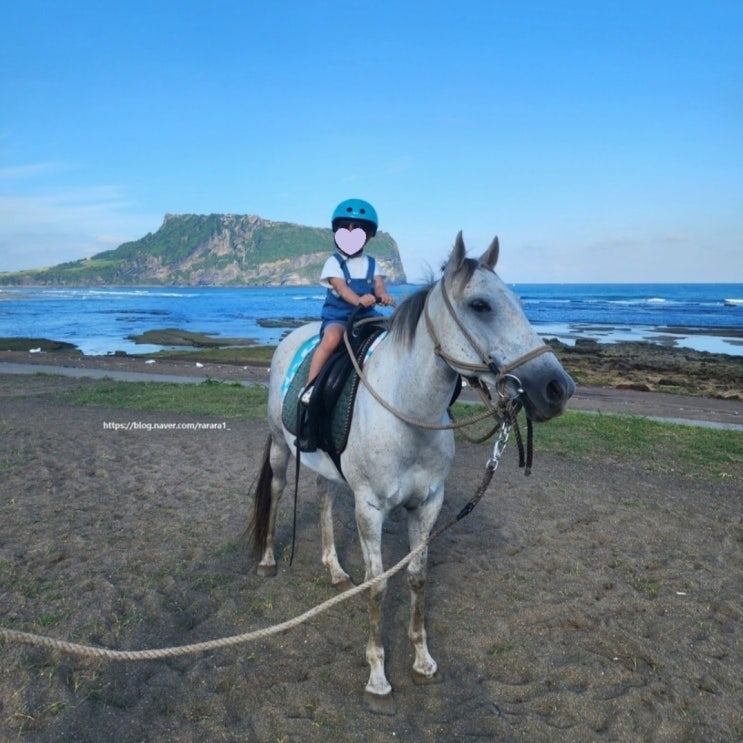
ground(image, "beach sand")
xmin=1 ymin=350 xmax=742 ymax=741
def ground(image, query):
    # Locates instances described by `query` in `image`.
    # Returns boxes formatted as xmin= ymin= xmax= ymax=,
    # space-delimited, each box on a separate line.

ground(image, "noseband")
xmin=423 ymin=275 xmax=552 ymax=392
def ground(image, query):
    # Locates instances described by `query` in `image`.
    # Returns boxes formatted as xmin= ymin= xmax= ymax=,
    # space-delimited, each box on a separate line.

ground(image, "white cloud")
xmin=660 ymin=233 xmax=689 ymax=243
xmin=0 ymin=162 xmax=65 ymax=180
xmin=0 ymin=188 xmax=158 ymax=271
xmin=0 ymin=159 xmax=163 ymax=270
xmin=0 ymin=186 xmax=132 ymax=223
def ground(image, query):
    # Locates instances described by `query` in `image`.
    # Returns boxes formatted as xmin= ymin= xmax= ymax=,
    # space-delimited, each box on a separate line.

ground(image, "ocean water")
xmin=0 ymin=283 xmax=741 ymax=357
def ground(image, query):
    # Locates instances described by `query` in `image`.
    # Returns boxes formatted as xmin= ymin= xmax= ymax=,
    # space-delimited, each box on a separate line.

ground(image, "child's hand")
xmin=376 ymin=293 xmax=395 ymax=307
xmin=359 ymin=293 xmax=378 ymax=308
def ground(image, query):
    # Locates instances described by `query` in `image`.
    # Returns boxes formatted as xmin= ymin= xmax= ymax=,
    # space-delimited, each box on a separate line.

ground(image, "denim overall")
xmin=320 ymin=253 xmax=380 ymax=334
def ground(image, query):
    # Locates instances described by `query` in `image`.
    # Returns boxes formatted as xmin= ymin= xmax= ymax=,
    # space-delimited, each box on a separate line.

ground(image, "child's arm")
xmin=373 ymin=275 xmax=395 ymax=306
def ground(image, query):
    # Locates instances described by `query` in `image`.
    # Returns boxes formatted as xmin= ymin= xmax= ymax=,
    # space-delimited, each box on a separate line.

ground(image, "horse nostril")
xmin=546 ymin=379 xmax=566 ymax=404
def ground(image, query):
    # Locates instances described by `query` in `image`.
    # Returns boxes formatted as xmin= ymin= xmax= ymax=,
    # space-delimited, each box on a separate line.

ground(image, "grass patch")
xmin=61 ymin=378 xmax=268 ymax=420
xmin=452 ymin=406 xmax=743 ymax=483
xmin=0 ymin=560 xmax=64 ymax=603
xmin=132 ymin=344 xmax=276 ymax=364
xmin=0 ymin=337 xmax=79 ymax=353
xmin=536 ymin=410 xmax=743 ymax=481
xmin=0 ymin=424 xmax=36 ymax=471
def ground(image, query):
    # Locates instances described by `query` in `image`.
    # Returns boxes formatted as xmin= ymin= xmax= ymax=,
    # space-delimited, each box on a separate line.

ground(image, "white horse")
xmin=249 ymin=233 xmax=575 ymax=713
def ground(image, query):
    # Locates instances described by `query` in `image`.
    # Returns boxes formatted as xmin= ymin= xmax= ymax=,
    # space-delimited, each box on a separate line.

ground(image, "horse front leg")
xmin=354 ymin=497 xmax=395 ymax=715
xmin=407 ymin=487 xmax=445 ymax=683
xmin=316 ymin=476 xmax=353 ymax=591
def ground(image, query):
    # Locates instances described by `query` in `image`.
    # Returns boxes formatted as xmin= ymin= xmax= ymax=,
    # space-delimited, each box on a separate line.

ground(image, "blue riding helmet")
xmin=331 ymin=198 xmax=378 ymax=236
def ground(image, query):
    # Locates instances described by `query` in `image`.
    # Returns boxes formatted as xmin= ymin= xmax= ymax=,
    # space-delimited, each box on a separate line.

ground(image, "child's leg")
xmin=307 ymin=323 xmax=345 ymax=383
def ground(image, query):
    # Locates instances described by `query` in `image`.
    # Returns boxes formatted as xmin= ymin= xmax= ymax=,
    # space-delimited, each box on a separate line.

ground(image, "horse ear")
xmin=444 ymin=231 xmax=466 ymax=278
xmin=479 ymin=236 xmax=499 ymax=270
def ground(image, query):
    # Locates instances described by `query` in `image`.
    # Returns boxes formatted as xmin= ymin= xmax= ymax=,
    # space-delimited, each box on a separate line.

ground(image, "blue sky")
xmin=1 ymin=1 xmax=741 ymax=283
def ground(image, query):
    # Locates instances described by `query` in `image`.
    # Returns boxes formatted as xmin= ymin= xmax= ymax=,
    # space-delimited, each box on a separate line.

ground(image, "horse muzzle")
xmin=490 ymin=358 xmax=575 ymax=423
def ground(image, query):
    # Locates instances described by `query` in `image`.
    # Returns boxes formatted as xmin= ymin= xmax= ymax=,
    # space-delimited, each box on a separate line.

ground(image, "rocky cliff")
xmin=0 ymin=213 xmax=408 ymax=286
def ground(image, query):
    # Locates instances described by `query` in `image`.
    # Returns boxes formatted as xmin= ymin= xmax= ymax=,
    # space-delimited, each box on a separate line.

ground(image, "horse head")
xmin=436 ymin=232 xmax=575 ymax=422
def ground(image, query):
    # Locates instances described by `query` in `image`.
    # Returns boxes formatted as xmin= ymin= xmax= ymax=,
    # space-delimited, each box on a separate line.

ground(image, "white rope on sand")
xmin=0 ymin=540 xmax=429 ymax=662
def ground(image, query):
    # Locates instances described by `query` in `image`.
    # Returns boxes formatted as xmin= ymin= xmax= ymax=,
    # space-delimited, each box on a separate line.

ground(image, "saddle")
xmin=281 ymin=319 xmax=389 ymax=473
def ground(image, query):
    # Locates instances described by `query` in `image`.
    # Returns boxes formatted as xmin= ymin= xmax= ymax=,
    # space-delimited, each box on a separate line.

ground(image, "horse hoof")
xmin=363 ymin=690 xmax=396 ymax=716
xmin=333 ymin=578 xmax=355 ymax=593
xmin=256 ymin=564 xmax=277 ymax=578
xmin=412 ymin=669 xmax=443 ymax=685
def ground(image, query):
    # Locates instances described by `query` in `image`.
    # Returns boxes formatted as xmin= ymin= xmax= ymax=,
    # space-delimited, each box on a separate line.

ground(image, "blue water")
xmin=0 ymin=283 xmax=741 ymax=357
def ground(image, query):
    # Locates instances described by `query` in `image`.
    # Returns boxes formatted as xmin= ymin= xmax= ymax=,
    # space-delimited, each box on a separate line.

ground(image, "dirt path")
xmin=567 ymin=387 xmax=742 ymax=429
xmin=1 ymin=372 xmax=741 ymax=741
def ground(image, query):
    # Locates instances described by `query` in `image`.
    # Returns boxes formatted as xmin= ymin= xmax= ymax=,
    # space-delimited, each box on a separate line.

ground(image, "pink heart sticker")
xmin=335 ymin=227 xmax=367 ymax=255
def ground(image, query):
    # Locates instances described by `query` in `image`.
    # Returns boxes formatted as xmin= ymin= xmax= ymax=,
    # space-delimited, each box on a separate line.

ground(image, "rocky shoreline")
xmin=546 ymin=338 xmax=742 ymax=399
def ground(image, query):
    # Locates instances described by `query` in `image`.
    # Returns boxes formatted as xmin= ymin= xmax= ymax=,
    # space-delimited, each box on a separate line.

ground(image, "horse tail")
xmin=246 ymin=435 xmax=274 ymax=555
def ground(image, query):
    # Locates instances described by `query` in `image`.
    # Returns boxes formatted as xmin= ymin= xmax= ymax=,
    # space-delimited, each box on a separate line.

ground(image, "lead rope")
xmin=445 ymin=418 xmax=512 ymax=525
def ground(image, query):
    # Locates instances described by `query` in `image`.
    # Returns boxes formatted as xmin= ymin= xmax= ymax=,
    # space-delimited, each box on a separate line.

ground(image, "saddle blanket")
xmin=280 ymin=331 xmax=386 ymax=455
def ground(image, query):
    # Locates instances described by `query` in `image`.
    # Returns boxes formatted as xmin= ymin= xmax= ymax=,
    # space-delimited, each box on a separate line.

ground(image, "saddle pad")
xmin=281 ymin=332 xmax=386 ymax=455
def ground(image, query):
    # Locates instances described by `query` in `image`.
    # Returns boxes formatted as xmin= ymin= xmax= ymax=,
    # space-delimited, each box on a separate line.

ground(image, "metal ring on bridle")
xmin=496 ymin=373 xmax=524 ymax=401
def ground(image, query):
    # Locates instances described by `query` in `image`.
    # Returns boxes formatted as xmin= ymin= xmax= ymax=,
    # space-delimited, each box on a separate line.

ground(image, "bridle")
xmin=340 ymin=271 xmax=549 ymax=477
xmin=421 ymin=273 xmax=550 ymax=474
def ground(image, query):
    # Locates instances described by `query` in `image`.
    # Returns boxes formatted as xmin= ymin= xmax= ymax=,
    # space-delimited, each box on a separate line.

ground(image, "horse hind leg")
xmin=317 ymin=476 xmax=354 ymax=591
xmin=248 ymin=435 xmax=289 ymax=577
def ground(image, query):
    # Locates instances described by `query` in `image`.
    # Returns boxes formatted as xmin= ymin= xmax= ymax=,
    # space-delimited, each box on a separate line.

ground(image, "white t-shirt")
xmin=319 ymin=253 xmax=386 ymax=291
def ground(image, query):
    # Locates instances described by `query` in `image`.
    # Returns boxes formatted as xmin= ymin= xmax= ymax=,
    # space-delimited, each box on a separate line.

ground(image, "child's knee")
xmin=324 ymin=326 xmax=344 ymax=343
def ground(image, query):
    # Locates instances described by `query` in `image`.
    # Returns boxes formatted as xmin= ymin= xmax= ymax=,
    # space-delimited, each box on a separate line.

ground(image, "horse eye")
xmin=469 ymin=299 xmax=492 ymax=314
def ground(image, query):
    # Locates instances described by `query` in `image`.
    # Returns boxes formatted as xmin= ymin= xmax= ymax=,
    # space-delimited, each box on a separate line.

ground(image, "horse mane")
xmin=388 ymin=257 xmax=480 ymax=348
xmin=389 ymin=284 xmax=433 ymax=348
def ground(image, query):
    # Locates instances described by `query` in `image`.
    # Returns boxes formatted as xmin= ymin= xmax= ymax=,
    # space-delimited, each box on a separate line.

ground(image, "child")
xmin=302 ymin=198 xmax=394 ymax=403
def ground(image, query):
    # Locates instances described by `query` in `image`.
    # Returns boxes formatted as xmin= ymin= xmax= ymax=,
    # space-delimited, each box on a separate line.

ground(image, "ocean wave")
xmin=605 ymin=297 xmax=678 ymax=305
xmin=520 ymin=297 xmax=572 ymax=304
xmin=35 ymin=288 xmax=201 ymax=300
xmin=83 ymin=289 xmax=201 ymax=299
xmin=291 ymin=294 xmax=325 ymax=301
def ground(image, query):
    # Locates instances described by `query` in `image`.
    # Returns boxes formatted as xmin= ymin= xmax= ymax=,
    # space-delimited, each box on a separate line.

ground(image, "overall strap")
xmin=365 ymin=256 xmax=376 ymax=282
xmin=333 ymin=253 xmax=352 ymax=283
